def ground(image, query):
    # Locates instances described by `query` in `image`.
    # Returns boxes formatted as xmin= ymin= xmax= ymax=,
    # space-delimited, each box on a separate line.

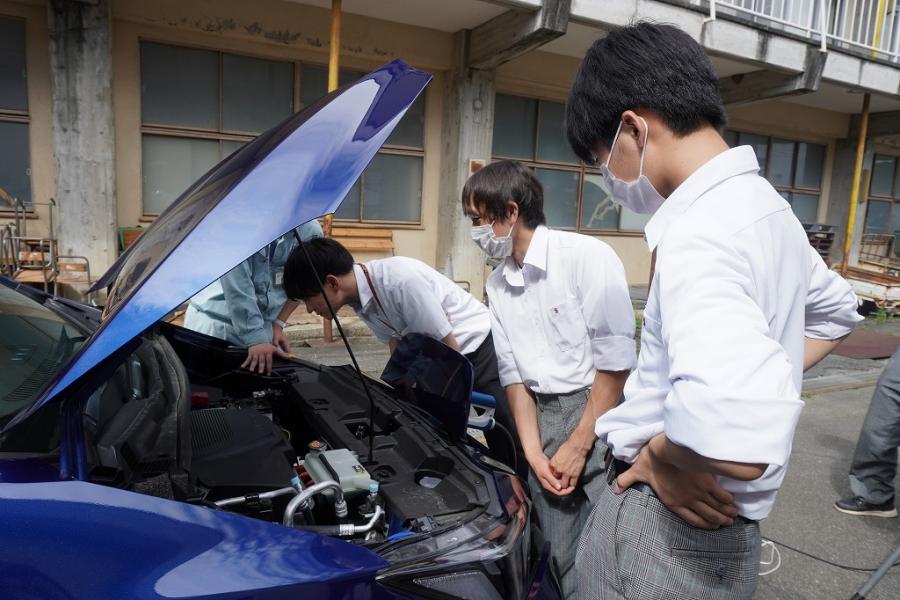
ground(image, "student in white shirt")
xmin=564 ymin=22 xmax=862 ymax=599
xmin=281 ymin=237 xmax=525 ymax=477
xmin=461 ymin=160 xmax=636 ymax=599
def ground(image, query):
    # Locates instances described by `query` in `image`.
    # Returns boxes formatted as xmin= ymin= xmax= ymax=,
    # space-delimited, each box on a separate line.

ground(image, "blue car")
xmin=0 ymin=60 xmax=559 ymax=600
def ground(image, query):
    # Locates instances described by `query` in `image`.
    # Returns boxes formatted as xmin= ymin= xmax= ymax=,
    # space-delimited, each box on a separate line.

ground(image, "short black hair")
xmin=283 ymin=237 xmax=354 ymax=300
xmin=565 ymin=21 xmax=727 ymax=163
xmin=461 ymin=160 xmax=546 ymax=229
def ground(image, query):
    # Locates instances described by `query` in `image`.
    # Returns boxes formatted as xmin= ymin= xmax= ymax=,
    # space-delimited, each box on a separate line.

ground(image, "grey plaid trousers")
xmin=529 ymin=387 xmax=607 ymax=600
xmin=576 ymin=475 xmax=761 ymax=600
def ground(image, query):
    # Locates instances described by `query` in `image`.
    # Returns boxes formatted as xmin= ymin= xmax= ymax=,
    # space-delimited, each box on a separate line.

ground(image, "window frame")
xmin=491 ymin=92 xmax=644 ymax=235
xmin=138 ymin=40 xmax=426 ymax=226
xmin=863 ymin=153 xmax=900 ymax=235
xmin=0 ymin=15 xmax=31 ymax=211
xmin=726 ymin=129 xmax=825 ymax=223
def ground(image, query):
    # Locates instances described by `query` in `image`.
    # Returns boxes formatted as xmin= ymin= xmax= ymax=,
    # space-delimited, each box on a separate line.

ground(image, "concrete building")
xmin=4 ymin=0 xmax=900 ymax=301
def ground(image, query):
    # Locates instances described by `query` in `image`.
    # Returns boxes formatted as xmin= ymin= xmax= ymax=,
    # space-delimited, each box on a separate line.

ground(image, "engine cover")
xmin=189 ymin=408 xmax=296 ymax=499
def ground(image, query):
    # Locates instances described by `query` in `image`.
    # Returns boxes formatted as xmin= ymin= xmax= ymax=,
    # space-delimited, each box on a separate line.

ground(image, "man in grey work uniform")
xmin=184 ymin=219 xmax=322 ymax=374
xmin=462 ymin=160 xmax=636 ymax=598
xmin=835 ymin=346 xmax=900 ymax=518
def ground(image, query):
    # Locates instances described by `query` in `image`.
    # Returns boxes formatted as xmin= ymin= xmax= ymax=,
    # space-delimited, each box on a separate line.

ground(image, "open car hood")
xmin=6 ymin=59 xmax=431 ymax=431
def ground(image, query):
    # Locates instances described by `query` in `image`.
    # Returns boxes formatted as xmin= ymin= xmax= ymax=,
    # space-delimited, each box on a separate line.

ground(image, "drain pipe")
xmin=840 ymin=92 xmax=871 ymax=277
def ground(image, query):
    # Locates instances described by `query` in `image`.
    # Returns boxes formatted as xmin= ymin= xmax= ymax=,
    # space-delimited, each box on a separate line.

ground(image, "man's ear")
xmin=620 ymin=110 xmax=646 ymax=150
xmin=506 ymin=200 xmax=520 ymax=222
xmin=325 ymin=274 xmax=340 ymax=291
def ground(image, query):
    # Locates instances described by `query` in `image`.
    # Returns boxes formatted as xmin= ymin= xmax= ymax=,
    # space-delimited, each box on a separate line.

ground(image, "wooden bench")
xmin=331 ymin=227 xmax=394 ymax=254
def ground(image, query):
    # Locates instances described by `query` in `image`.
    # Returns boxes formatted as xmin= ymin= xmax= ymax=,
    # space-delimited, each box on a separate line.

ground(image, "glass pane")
xmin=865 ymin=199 xmax=891 ymax=233
xmin=537 ymin=100 xmax=579 ymax=164
xmin=0 ymin=19 xmax=27 ymax=111
xmin=871 ymin=154 xmax=895 ymax=197
xmin=724 ymin=130 xmax=738 ymax=147
xmin=492 ymin=94 xmax=537 ymax=159
xmin=535 ymin=168 xmax=578 ymax=228
xmin=335 ymin=180 xmax=361 ymax=220
xmin=790 ymin=192 xmax=819 ymax=224
xmin=361 ymin=154 xmax=422 ymax=222
xmin=794 ymin=143 xmax=825 ymax=190
xmin=300 ymin=65 xmax=365 ymax=109
xmin=221 ymin=140 xmax=246 ymax=158
xmin=0 ymin=121 xmax=30 ymax=204
xmin=738 ymin=133 xmax=768 ymax=177
xmin=142 ymin=135 xmax=218 ymax=214
xmin=619 ymin=207 xmax=651 ymax=232
xmin=386 ymin=94 xmax=425 ymax=148
xmin=141 ymin=43 xmax=219 ymax=129
xmin=768 ymin=139 xmax=795 ymax=186
xmin=580 ymin=174 xmax=618 ymax=229
xmin=892 ymin=202 xmax=900 ymax=236
xmin=222 ymin=54 xmax=293 ymax=133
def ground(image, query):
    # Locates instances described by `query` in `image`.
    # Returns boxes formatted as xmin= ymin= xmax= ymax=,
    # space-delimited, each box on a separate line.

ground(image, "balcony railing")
xmin=692 ymin=0 xmax=900 ymax=62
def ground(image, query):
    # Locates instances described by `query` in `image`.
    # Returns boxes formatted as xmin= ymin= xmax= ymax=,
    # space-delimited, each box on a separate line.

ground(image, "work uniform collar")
xmin=644 ymin=146 xmax=760 ymax=251
xmin=501 ymin=225 xmax=549 ymax=287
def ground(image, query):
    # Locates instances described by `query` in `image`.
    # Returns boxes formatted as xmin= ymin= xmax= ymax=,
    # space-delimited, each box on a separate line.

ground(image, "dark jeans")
xmin=466 ymin=333 xmax=528 ymax=480
xmin=849 ymin=347 xmax=900 ymax=504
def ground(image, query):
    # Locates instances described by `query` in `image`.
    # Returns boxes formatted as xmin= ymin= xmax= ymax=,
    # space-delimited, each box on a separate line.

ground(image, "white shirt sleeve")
xmin=576 ymin=242 xmax=637 ymax=372
xmin=658 ymin=231 xmax=804 ymax=468
xmin=392 ymin=273 xmax=454 ymax=342
xmin=488 ymin=291 xmax=524 ymax=388
xmin=805 ymin=246 xmax=863 ymax=340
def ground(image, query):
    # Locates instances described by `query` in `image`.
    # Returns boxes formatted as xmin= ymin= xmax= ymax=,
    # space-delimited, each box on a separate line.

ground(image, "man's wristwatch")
xmin=274 ymin=318 xmax=288 ymax=329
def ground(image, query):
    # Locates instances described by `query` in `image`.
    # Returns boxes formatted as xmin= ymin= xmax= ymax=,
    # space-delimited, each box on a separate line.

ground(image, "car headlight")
xmin=377 ymin=472 xmax=529 ymax=597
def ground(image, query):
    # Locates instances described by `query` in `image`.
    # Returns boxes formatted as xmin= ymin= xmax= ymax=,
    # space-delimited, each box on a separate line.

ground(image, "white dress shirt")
xmin=352 ymin=256 xmax=490 ymax=355
xmin=596 ymin=146 xmax=862 ymax=520
xmin=486 ymin=226 xmax=637 ymax=394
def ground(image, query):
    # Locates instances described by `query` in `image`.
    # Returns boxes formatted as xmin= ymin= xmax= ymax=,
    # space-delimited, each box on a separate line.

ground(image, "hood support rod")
xmin=295 ymin=232 xmax=376 ymax=465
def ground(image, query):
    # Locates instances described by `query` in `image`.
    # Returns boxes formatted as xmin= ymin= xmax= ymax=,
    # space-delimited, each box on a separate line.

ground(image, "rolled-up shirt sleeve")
xmin=488 ymin=295 xmax=523 ymax=388
xmin=576 ymin=241 xmax=637 ymax=372
xmin=658 ymin=232 xmax=804 ymax=468
xmin=805 ymin=246 xmax=862 ymax=340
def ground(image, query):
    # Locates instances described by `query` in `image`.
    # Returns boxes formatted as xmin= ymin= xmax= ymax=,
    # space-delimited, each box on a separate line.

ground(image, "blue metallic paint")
xmin=0 ymin=480 xmax=392 ymax=599
xmin=6 ymin=60 xmax=431 ymax=430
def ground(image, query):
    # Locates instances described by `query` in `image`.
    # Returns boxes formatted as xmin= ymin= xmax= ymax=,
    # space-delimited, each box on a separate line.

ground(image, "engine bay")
xmin=82 ymin=324 xmax=496 ymax=549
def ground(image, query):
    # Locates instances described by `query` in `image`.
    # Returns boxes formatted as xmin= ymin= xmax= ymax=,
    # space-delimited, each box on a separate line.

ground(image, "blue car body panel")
xmin=0 ymin=478 xmax=391 ymax=599
xmin=6 ymin=59 xmax=431 ymax=430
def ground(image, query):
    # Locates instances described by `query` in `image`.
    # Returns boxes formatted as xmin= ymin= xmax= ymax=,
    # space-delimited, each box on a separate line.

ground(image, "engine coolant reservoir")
xmin=304 ymin=448 xmax=375 ymax=496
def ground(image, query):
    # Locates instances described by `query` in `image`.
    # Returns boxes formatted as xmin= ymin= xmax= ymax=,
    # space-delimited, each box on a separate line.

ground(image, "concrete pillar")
xmin=48 ymin=0 xmax=117 ymax=277
xmin=436 ymin=31 xmax=496 ymax=302
xmin=826 ymin=136 xmax=873 ymax=268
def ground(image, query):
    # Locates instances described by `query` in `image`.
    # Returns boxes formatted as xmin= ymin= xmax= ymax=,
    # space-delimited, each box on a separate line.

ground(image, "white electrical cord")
xmin=760 ymin=538 xmax=782 ymax=576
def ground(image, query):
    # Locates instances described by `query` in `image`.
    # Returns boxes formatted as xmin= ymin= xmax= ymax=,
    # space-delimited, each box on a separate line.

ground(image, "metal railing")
xmin=697 ymin=0 xmax=900 ymax=63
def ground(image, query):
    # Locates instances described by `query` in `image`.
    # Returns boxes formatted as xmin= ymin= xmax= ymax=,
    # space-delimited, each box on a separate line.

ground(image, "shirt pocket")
xmin=547 ymin=299 xmax=587 ymax=352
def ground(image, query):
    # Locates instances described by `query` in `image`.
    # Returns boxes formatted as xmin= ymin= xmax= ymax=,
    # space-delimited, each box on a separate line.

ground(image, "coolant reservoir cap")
xmin=308 ymin=440 xmax=328 ymax=453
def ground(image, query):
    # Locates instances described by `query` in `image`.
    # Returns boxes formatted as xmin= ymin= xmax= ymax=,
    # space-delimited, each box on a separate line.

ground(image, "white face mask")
xmin=600 ymin=116 xmax=666 ymax=215
xmin=471 ymin=220 xmax=515 ymax=259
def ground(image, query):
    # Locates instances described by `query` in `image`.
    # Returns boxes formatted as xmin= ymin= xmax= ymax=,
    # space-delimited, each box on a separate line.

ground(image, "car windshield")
xmin=0 ymin=285 xmax=85 ymax=423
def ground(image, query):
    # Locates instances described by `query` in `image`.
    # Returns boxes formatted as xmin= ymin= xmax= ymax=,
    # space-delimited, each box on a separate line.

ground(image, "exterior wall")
xmin=1 ymin=0 xmax=888 ymax=287
xmin=111 ymin=0 xmax=452 ymax=267
xmin=0 ymin=0 xmax=55 ymax=238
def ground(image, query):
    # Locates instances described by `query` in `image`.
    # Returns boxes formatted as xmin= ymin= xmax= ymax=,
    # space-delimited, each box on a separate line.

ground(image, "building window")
xmin=863 ymin=154 xmax=900 ymax=236
xmin=140 ymin=43 xmax=425 ymax=221
xmin=299 ymin=65 xmax=425 ymax=224
xmin=491 ymin=93 xmax=650 ymax=233
xmin=0 ymin=17 xmax=30 ymax=206
xmin=725 ymin=130 xmax=825 ymax=224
